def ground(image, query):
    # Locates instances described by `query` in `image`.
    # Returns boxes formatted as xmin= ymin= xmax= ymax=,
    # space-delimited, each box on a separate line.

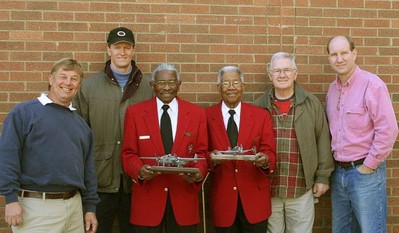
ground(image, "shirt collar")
xmin=156 ymin=97 xmax=178 ymax=113
xmin=222 ymin=101 xmax=241 ymax=117
xmin=37 ymin=93 xmax=76 ymax=111
xmin=335 ymin=65 xmax=360 ymax=88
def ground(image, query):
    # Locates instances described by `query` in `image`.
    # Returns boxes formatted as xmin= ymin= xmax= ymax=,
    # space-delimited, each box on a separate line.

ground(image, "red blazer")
xmin=122 ymin=97 xmax=208 ymax=226
xmin=206 ymin=101 xmax=276 ymax=227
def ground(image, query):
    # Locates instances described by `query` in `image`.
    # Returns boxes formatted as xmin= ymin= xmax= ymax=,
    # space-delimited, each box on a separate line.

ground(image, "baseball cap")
xmin=107 ymin=27 xmax=135 ymax=45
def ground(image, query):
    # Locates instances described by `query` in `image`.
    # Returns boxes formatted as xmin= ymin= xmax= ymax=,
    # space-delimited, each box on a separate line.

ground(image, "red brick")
xmin=210 ymin=5 xmax=237 ymax=15
xmin=58 ymin=22 xmax=89 ymax=32
xmin=167 ymin=54 xmax=196 ymax=63
xmin=167 ymin=34 xmax=195 ymax=43
xmin=197 ymin=54 xmax=224 ymax=63
xmin=26 ymin=1 xmax=57 ymax=10
xmin=0 ymin=12 xmax=9 ymax=20
xmin=43 ymin=32 xmax=74 ymax=41
xmin=105 ymin=13 xmax=136 ymax=23
xmin=11 ymin=11 xmax=42 ymax=20
xmin=121 ymin=4 xmax=150 ymax=13
xmin=181 ymin=5 xmax=210 ymax=14
xmin=75 ymin=13 xmax=105 ymax=22
xmin=151 ymin=4 xmax=180 ymax=13
xmin=27 ymin=21 xmax=57 ymax=31
xmin=58 ymin=2 xmax=90 ymax=11
xmin=10 ymin=52 xmax=42 ymax=61
xmin=90 ymin=3 xmax=120 ymax=12
xmin=366 ymin=1 xmax=391 ymax=9
xmin=181 ymin=44 xmax=209 ymax=53
xmin=0 ymin=1 xmax=25 ymax=10
xmin=0 ymin=21 xmax=24 ymax=30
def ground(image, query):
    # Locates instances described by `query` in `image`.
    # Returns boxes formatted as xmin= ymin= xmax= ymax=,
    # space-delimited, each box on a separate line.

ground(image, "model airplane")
xmin=216 ymin=145 xmax=256 ymax=155
xmin=141 ymin=154 xmax=205 ymax=168
xmin=211 ymin=146 xmax=258 ymax=161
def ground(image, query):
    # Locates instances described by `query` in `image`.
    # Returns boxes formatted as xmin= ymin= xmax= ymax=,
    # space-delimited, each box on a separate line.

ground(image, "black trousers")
xmin=96 ymin=179 xmax=133 ymax=233
xmin=215 ymin=196 xmax=268 ymax=233
xmin=132 ymin=194 xmax=197 ymax=233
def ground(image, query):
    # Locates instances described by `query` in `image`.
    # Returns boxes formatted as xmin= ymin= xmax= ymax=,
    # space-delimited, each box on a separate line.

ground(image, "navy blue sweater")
xmin=0 ymin=98 xmax=99 ymax=212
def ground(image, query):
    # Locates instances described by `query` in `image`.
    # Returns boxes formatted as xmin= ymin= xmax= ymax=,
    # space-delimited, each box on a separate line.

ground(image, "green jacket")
xmin=254 ymin=83 xmax=334 ymax=189
xmin=73 ymin=60 xmax=153 ymax=193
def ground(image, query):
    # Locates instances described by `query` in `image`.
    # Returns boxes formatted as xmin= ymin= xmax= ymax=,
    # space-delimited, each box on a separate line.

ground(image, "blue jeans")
xmin=332 ymin=162 xmax=387 ymax=233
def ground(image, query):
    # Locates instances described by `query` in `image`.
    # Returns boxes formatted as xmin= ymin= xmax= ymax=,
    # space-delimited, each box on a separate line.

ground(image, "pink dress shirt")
xmin=326 ymin=66 xmax=398 ymax=169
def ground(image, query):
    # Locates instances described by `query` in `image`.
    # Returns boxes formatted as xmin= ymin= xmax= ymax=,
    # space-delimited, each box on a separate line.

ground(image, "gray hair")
xmin=268 ymin=52 xmax=297 ymax=71
xmin=151 ymin=63 xmax=180 ymax=81
xmin=217 ymin=66 xmax=244 ymax=84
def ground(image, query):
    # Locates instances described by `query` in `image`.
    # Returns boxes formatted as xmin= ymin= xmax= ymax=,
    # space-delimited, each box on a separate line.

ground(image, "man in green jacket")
xmin=74 ymin=27 xmax=153 ymax=233
xmin=254 ymin=52 xmax=334 ymax=233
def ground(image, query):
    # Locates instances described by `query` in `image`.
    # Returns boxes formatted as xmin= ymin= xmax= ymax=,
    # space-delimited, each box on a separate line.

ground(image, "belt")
xmin=18 ymin=190 xmax=77 ymax=200
xmin=336 ymin=158 xmax=365 ymax=169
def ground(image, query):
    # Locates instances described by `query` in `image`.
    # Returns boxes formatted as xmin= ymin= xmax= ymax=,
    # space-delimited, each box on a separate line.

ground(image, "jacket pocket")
xmin=94 ymin=145 xmax=114 ymax=187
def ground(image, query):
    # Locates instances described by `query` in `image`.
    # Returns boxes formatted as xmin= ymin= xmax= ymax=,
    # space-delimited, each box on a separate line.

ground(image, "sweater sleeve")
xmin=0 ymin=110 xmax=24 ymax=204
xmin=80 ymin=129 xmax=100 ymax=213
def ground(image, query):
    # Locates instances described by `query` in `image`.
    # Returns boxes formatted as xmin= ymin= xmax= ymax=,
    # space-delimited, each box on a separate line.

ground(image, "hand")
xmin=138 ymin=165 xmax=157 ymax=180
xmin=182 ymin=172 xmax=203 ymax=183
xmin=312 ymin=183 xmax=329 ymax=197
xmin=5 ymin=202 xmax=23 ymax=226
xmin=252 ymin=152 xmax=269 ymax=168
xmin=211 ymin=150 xmax=224 ymax=166
xmin=357 ymin=164 xmax=374 ymax=174
xmin=84 ymin=212 xmax=98 ymax=233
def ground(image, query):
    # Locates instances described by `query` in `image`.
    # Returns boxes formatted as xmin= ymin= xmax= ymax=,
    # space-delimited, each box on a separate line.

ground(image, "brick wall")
xmin=1 ymin=0 xmax=398 ymax=232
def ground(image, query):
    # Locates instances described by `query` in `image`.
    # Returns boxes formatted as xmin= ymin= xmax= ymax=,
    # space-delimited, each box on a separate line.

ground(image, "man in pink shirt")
xmin=326 ymin=35 xmax=398 ymax=233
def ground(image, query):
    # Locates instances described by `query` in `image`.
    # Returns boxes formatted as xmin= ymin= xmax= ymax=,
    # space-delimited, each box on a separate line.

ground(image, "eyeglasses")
xmin=153 ymin=80 xmax=178 ymax=87
xmin=269 ymin=68 xmax=296 ymax=76
xmin=219 ymin=80 xmax=243 ymax=88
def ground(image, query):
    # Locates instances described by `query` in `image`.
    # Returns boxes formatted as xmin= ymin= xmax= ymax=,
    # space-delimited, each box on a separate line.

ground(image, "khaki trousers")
xmin=267 ymin=189 xmax=315 ymax=233
xmin=12 ymin=192 xmax=84 ymax=233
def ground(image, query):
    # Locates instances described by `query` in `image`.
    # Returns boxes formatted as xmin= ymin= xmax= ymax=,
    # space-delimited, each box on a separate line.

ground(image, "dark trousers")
xmin=96 ymin=186 xmax=133 ymax=233
xmin=215 ymin=196 xmax=268 ymax=233
xmin=132 ymin=194 xmax=197 ymax=233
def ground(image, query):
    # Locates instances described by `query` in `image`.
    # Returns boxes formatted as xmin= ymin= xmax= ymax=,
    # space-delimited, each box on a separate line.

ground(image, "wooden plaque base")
xmin=148 ymin=166 xmax=200 ymax=175
xmin=211 ymin=154 xmax=258 ymax=161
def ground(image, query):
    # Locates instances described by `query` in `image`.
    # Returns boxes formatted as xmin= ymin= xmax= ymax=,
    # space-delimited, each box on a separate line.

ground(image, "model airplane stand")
xmin=148 ymin=166 xmax=200 ymax=175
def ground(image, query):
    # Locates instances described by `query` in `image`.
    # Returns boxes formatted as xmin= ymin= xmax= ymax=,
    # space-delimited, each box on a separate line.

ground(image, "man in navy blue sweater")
xmin=0 ymin=58 xmax=100 ymax=233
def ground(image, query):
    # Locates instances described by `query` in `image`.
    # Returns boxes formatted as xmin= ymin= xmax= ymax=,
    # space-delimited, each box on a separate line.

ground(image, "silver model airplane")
xmin=217 ymin=145 xmax=256 ymax=155
xmin=211 ymin=146 xmax=258 ymax=161
xmin=141 ymin=154 xmax=205 ymax=167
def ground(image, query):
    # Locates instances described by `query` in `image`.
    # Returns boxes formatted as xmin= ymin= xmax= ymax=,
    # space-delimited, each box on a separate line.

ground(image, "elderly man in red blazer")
xmin=207 ymin=66 xmax=276 ymax=233
xmin=121 ymin=63 xmax=208 ymax=233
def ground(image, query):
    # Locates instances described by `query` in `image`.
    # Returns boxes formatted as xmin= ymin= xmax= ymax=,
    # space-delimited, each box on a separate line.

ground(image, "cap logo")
xmin=117 ymin=31 xmax=126 ymax=37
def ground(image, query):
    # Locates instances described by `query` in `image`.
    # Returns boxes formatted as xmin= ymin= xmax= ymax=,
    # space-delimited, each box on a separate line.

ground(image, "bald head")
xmin=327 ymin=36 xmax=355 ymax=54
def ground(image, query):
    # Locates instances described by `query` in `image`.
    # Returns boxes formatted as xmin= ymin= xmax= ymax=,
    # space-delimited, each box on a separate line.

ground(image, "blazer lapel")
xmin=173 ymin=98 xmax=188 ymax=152
xmin=208 ymin=102 xmax=231 ymax=149
xmin=237 ymin=102 xmax=256 ymax=149
xmin=143 ymin=98 xmax=165 ymax=155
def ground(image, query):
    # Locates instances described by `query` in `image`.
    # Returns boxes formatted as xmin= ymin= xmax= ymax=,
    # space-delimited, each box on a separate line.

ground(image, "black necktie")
xmin=227 ymin=109 xmax=238 ymax=147
xmin=161 ymin=105 xmax=173 ymax=154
